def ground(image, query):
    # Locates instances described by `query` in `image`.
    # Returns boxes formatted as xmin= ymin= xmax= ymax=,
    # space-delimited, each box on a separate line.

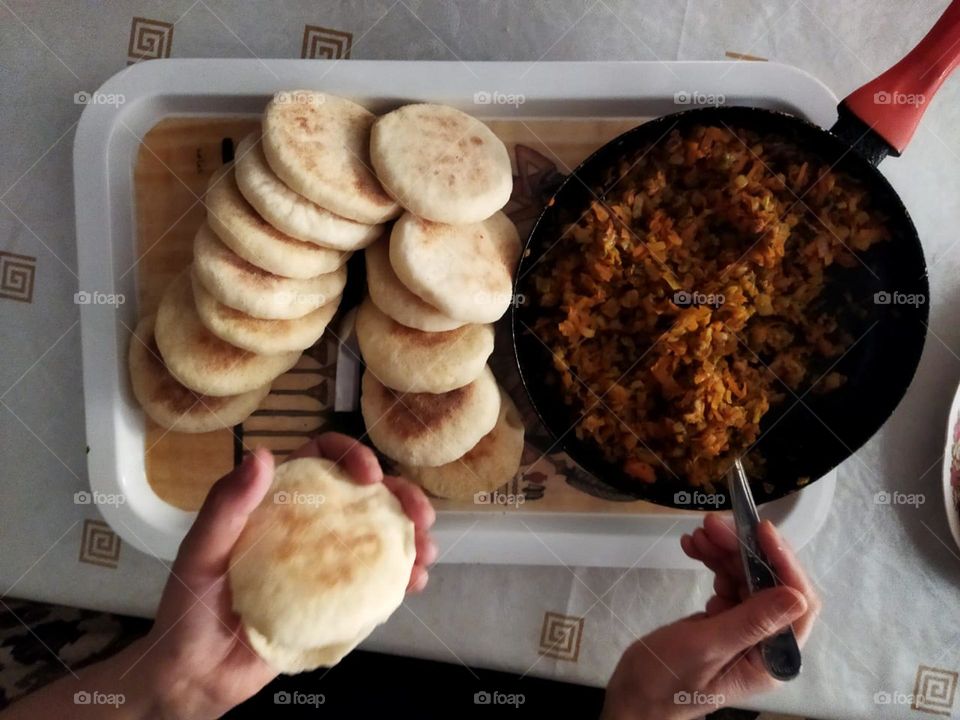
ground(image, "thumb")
xmin=172 ymin=448 xmax=274 ymax=584
xmin=702 ymin=586 xmax=807 ymax=659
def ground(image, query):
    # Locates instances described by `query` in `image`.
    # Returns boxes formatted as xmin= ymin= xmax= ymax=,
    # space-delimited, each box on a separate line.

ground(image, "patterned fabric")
xmin=0 ymin=597 xmax=815 ymax=718
xmin=0 ymin=9 xmax=850 ymax=720
xmin=0 ymin=597 xmax=148 ymax=710
xmin=0 ymin=599 xmax=820 ymax=719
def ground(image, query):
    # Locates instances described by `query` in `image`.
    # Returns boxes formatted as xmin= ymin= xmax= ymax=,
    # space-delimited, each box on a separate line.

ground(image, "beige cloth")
xmin=2 ymin=3 xmax=958 ymax=720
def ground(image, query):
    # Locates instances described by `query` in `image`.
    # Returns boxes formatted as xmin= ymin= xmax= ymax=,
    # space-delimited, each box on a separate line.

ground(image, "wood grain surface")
xmin=133 ymin=114 xmax=676 ymax=516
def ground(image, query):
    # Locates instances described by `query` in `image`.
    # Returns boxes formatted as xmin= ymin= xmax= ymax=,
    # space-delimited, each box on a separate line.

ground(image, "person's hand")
xmin=138 ymin=433 xmax=437 ymax=719
xmin=602 ymin=514 xmax=820 ymax=720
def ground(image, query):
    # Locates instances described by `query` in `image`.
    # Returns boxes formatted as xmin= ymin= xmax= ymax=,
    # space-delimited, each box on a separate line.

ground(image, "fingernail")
xmin=238 ymin=449 xmax=266 ymax=478
xmin=235 ymin=453 xmax=252 ymax=473
xmin=763 ymin=520 xmax=787 ymax=546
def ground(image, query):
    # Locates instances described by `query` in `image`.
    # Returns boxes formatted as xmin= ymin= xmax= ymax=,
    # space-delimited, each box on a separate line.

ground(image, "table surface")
xmin=3 ymin=2 xmax=960 ymax=718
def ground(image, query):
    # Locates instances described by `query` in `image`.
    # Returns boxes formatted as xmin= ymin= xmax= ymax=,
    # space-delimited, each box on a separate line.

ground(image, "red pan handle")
xmin=842 ymin=0 xmax=960 ymax=155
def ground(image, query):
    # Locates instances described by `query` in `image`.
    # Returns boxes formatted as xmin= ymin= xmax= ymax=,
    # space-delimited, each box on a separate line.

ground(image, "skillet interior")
xmin=512 ymin=106 xmax=929 ymax=510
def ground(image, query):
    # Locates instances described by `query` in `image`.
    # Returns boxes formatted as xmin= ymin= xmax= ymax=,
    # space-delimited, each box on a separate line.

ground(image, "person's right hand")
xmin=602 ymin=514 xmax=820 ymax=720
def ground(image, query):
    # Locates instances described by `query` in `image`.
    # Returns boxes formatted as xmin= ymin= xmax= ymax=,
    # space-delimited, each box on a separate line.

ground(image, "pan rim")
xmin=510 ymin=104 xmax=930 ymax=510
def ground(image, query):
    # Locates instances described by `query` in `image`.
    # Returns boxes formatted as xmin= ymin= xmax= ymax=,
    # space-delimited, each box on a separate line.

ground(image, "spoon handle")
xmin=726 ymin=459 xmax=802 ymax=681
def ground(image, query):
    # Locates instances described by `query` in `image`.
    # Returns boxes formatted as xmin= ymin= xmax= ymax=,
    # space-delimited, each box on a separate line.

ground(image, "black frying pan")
xmin=512 ymin=1 xmax=960 ymax=510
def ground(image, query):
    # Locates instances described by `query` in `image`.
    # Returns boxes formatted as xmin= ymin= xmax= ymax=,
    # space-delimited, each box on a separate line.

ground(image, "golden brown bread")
xmin=128 ymin=314 xmax=270 ymax=431
xmin=400 ymin=389 xmax=525 ymax=500
xmin=360 ymin=365 xmax=501 ymax=466
xmin=355 ymin=297 xmax=493 ymax=393
xmin=154 ymin=269 xmax=301 ymax=396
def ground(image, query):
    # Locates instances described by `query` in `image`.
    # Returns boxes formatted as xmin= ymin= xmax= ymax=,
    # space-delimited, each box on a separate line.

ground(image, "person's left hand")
xmin=135 ymin=433 xmax=437 ymax=719
xmin=602 ymin=514 xmax=820 ymax=720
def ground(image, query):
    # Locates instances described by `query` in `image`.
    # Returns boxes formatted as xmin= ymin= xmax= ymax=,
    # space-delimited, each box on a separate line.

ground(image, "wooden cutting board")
xmin=133 ymin=115 xmax=675 ymax=516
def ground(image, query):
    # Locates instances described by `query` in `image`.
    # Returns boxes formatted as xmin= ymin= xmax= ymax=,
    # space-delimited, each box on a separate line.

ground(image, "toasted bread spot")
xmin=273 ymin=506 xmax=381 ymax=587
xmin=265 ymin=93 xmax=397 ymax=221
xmin=353 ymin=174 xmax=384 ymax=203
xmin=370 ymin=103 xmax=510 ymax=224
xmin=430 ymin=114 xmax=458 ymax=130
xmin=156 ymin=270 xmax=300 ymax=395
xmin=193 ymin=322 xmax=254 ymax=370
xmin=143 ymin=335 xmax=231 ymax=413
xmin=461 ymin=424 xmax=498 ymax=462
xmin=212 ymin=302 xmax=250 ymax=321
xmin=266 ymin=225 xmax=322 ymax=249
xmin=379 ymin=384 xmax=470 ymax=440
xmin=219 ymin=246 xmax=274 ymax=279
xmin=219 ymin=308 xmax=283 ymax=331
xmin=305 ymin=532 xmax=376 ymax=587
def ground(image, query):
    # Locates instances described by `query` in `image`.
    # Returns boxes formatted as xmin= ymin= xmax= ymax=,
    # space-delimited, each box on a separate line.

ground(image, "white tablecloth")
xmin=2 ymin=2 xmax=960 ymax=718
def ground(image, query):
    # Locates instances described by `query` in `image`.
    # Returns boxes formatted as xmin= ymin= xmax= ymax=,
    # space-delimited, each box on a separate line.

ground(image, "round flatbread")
xmin=361 ymin=365 xmax=501 ymax=467
xmin=389 ymin=211 xmax=521 ymax=323
xmin=234 ymin=132 xmax=382 ymax=251
xmin=244 ymin=621 xmax=375 ymax=675
xmin=400 ymin=390 xmax=525 ymax=500
xmin=356 ymin=297 xmax=493 ymax=393
xmin=155 ymin=270 xmax=301 ymax=396
xmin=262 ymin=90 xmax=400 ymax=224
xmin=370 ymin=103 xmax=513 ymax=224
xmin=128 ymin=314 xmax=270 ymax=432
xmin=364 ymin=235 xmax=465 ymax=332
xmin=205 ymin=166 xmax=349 ymax=279
xmin=192 ymin=271 xmax=340 ymax=354
xmin=229 ymin=457 xmax=415 ymax=674
xmin=193 ymin=223 xmax=347 ymax=320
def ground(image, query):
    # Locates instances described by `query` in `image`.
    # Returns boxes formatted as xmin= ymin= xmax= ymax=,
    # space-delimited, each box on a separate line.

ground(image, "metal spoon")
xmin=726 ymin=458 xmax=802 ymax=681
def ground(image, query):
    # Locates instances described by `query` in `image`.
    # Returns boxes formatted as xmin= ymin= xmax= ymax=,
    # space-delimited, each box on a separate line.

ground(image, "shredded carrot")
xmin=531 ymin=125 xmax=889 ymax=488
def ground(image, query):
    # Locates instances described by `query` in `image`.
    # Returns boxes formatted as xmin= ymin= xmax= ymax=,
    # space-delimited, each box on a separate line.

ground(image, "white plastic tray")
xmin=75 ymin=59 xmax=838 ymax=567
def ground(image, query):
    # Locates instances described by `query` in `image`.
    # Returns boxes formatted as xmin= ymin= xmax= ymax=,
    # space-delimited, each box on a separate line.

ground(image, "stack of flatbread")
xmin=129 ymin=90 xmax=395 ymax=433
xmin=358 ymin=103 xmax=526 ymax=501
xmin=125 ymin=92 xmax=533 ymax=675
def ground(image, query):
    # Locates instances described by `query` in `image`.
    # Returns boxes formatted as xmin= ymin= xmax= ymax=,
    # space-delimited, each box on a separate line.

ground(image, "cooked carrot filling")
xmin=531 ymin=125 xmax=888 ymax=488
